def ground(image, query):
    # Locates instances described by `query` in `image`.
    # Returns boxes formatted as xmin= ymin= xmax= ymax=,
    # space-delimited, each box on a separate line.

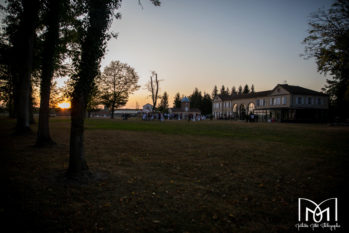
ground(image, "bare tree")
xmin=100 ymin=61 xmax=140 ymax=118
xmin=147 ymin=71 xmax=160 ymax=111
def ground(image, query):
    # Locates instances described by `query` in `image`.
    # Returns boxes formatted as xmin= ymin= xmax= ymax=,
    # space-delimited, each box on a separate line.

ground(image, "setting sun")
xmin=58 ymin=101 xmax=71 ymax=109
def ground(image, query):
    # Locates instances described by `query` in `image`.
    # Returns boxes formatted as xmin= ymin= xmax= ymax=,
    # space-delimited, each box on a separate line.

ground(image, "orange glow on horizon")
xmin=58 ymin=101 xmax=71 ymax=109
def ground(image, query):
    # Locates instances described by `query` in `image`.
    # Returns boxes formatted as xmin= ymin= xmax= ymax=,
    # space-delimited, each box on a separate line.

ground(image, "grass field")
xmin=1 ymin=117 xmax=348 ymax=232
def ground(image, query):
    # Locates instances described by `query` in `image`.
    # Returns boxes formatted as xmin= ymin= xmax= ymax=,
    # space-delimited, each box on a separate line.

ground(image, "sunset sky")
xmin=78 ymin=0 xmax=332 ymax=108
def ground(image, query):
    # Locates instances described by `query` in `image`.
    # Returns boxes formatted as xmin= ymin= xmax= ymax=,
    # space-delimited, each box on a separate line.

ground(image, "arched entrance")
xmin=248 ymin=102 xmax=255 ymax=114
xmin=233 ymin=104 xmax=238 ymax=119
xmin=239 ymin=104 xmax=246 ymax=120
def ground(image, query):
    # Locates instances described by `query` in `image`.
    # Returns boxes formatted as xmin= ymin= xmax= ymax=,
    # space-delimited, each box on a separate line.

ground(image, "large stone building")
xmin=212 ymin=84 xmax=329 ymax=122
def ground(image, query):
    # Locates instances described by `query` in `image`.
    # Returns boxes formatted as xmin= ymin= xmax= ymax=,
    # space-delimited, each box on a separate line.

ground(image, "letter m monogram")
xmin=298 ymin=198 xmax=338 ymax=223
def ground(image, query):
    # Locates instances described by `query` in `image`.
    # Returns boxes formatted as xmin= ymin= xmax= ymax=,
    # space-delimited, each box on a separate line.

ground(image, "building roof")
xmin=215 ymin=84 xmax=327 ymax=101
xmin=181 ymin=97 xmax=190 ymax=102
xmin=217 ymin=90 xmax=272 ymax=101
xmin=277 ymin=84 xmax=327 ymax=96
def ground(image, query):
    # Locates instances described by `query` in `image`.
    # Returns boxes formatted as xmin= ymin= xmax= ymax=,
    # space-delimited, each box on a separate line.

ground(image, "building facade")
xmin=212 ymin=84 xmax=329 ymax=122
xmin=170 ymin=97 xmax=201 ymax=119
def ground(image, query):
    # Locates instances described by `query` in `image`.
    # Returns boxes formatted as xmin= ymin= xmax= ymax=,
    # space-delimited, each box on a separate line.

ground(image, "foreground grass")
xmin=1 ymin=117 xmax=348 ymax=232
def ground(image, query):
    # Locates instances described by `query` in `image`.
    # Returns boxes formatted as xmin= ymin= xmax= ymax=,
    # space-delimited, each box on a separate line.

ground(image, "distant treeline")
xmin=172 ymin=89 xmax=212 ymax=116
xmin=212 ymin=84 xmax=255 ymax=97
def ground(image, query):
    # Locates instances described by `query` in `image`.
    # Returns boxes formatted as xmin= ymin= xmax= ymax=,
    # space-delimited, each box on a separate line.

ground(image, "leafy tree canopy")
xmin=303 ymin=0 xmax=349 ymax=118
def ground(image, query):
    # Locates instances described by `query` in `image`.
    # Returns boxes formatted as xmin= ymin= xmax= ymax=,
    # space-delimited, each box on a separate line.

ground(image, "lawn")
xmin=1 ymin=117 xmax=348 ymax=232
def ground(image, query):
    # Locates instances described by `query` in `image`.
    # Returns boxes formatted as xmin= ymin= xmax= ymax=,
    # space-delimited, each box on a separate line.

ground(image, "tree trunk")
xmin=15 ymin=62 xmax=32 ymax=134
xmin=111 ymin=104 xmax=115 ymax=119
xmin=67 ymin=95 xmax=89 ymax=177
xmin=67 ymin=0 xmax=114 ymax=178
xmin=36 ymin=77 xmax=54 ymax=145
xmin=8 ymin=86 xmax=15 ymax=118
xmin=36 ymin=75 xmax=55 ymax=145
xmin=36 ymin=0 xmax=61 ymax=146
xmin=13 ymin=0 xmax=40 ymax=134
xmin=29 ymin=84 xmax=35 ymax=124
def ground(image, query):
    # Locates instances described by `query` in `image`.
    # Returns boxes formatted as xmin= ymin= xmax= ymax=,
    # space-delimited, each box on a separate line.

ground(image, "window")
xmin=272 ymin=97 xmax=280 ymax=105
xmin=282 ymin=96 xmax=287 ymax=105
xmin=262 ymin=99 xmax=266 ymax=106
xmin=256 ymin=99 xmax=260 ymax=106
xmin=317 ymin=98 xmax=322 ymax=105
xmin=270 ymin=98 xmax=274 ymax=105
xmin=276 ymin=97 xmax=281 ymax=105
xmin=296 ymin=96 xmax=303 ymax=104
xmin=307 ymin=97 xmax=312 ymax=105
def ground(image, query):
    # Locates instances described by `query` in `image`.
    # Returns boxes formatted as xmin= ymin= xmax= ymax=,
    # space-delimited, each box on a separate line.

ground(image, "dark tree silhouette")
xmin=99 ymin=60 xmax=139 ymax=119
xmin=226 ymin=87 xmax=230 ymax=95
xmin=0 ymin=39 xmax=15 ymax=117
xmin=6 ymin=0 xmax=41 ymax=134
xmin=201 ymin=93 xmax=212 ymax=116
xmin=212 ymin=85 xmax=218 ymax=98
xmin=86 ymin=84 xmax=101 ymax=118
xmin=36 ymin=0 xmax=65 ymax=146
xmin=251 ymin=84 xmax=255 ymax=93
xmin=189 ymin=88 xmax=203 ymax=109
xmin=147 ymin=71 xmax=160 ymax=111
xmin=220 ymin=85 xmax=228 ymax=96
xmin=238 ymin=85 xmax=243 ymax=95
xmin=68 ymin=0 xmax=160 ymax=178
xmin=68 ymin=0 xmax=121 ymax=178
xmin=243 ymin=84 xmax=250 ymax=94
xmin=28 ymin=81 xmax=35 ymax=124
xmin=173 ymin=92 xmax=181 ymax=108
xmin=303 ymin=0 xmax=349 ymax=119
xmin=231 ymin=86 xmax=237 ymax=95
xmin=158 ymin=91 xmax=169 ymax=113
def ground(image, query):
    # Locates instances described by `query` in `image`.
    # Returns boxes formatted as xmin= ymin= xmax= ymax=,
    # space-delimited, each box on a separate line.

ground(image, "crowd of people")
xmin=142 ymin=112 xmax=208 ymax=121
